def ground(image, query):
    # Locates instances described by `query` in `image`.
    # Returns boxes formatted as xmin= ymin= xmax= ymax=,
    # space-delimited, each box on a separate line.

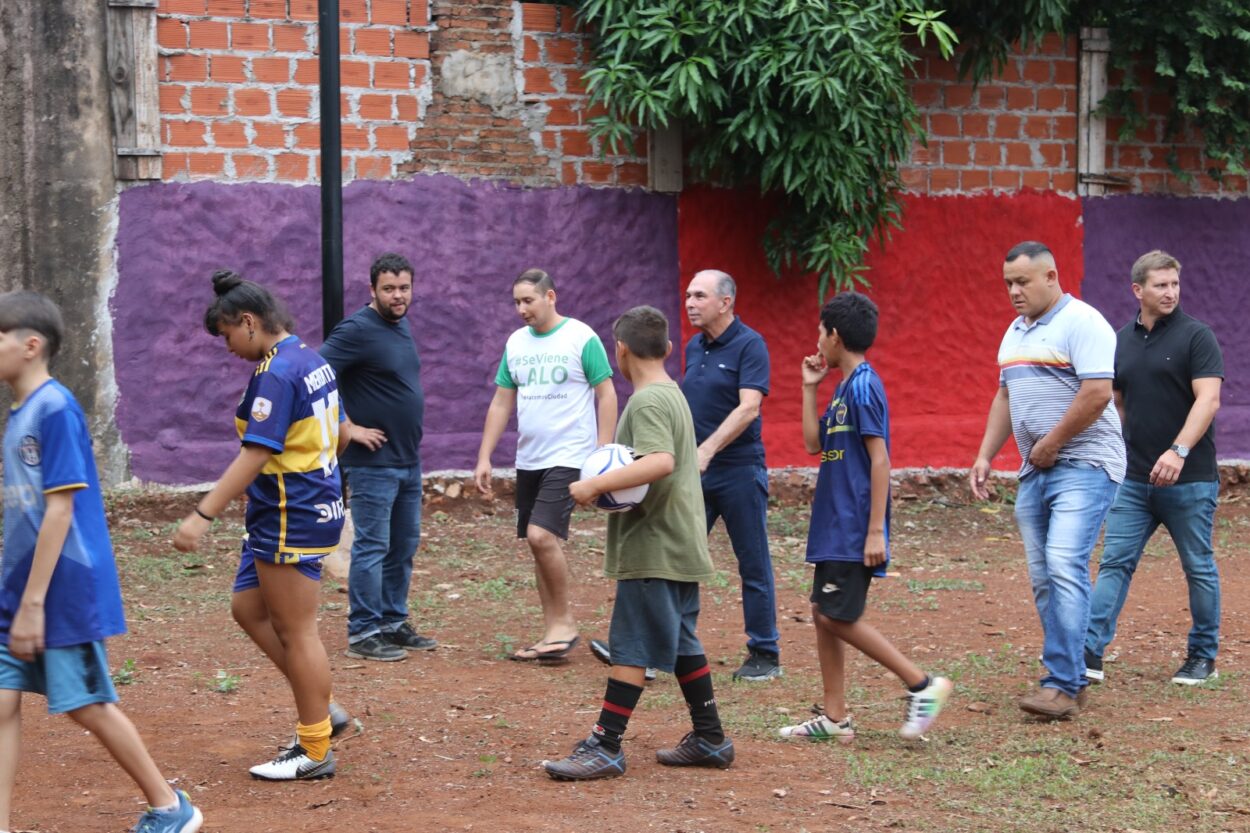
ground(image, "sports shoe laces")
xmin=1177 ymin=657 xmax=1207 ymax=676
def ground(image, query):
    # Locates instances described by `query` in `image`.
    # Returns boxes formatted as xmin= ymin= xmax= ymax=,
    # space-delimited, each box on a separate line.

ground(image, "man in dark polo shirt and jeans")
xmin=320 ymin=253 xmax=433 ymax=662
xmin=1085 ymin=250 xmax=1224 ymax=686
xmin=681 ymin=269 xmax=782 ymax=680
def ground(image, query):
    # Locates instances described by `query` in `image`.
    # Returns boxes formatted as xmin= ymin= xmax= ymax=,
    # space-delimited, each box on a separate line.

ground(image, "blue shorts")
xmin=233 ymin=535 xmax=325 ymax=593
xmin=0 ymin=640 xmax=118 ymax=714
xmin=607 ymin=579 xmax=704 ymax=674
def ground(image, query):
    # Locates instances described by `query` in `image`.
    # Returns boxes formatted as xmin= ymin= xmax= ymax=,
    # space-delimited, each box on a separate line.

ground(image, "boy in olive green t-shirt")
xmin=544 ymin=306 xmax=733 ymax=781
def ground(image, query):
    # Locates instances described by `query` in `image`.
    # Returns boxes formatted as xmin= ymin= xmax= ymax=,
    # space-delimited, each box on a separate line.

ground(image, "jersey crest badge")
xmin=835 ymin=402 xmax=848 ymax=425
xmin=18 ymin=435 xmax=40 ymax=466
xmin=251 ymin=397 xmax=273 ymax=422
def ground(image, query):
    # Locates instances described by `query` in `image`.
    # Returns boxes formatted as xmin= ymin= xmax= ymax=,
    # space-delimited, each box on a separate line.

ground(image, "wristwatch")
xmin=1170 ymin=444 xmax=1190 ymax=459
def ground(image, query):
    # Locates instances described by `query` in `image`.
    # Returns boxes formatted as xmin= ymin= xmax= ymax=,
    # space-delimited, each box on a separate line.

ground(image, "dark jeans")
xmin=1086 ymin=478 xmax=1221 ymax=661
xmin=345 ymin=464 xmax=422 ymax=644
xmin=702 ymin=463 xmax=780 ymax=656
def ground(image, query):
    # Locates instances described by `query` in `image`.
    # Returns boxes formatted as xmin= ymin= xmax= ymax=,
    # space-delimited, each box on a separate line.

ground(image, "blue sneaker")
xmin=655 ymin=732 xmax=736 ymax=768
xmin=544 ymin=735 xmax=627 ymax=781
xmin=132 ymin=789 xmax=202 ymax=833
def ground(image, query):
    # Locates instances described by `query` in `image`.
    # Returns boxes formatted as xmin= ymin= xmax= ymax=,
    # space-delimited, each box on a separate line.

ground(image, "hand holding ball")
xmin=579 ymin=443 xmax=649 ymax=512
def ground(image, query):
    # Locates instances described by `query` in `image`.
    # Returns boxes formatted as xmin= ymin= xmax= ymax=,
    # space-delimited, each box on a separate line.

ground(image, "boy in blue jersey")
xmin=0 ymin=292 xmax=201 ymax=833
xmin=780 ymin=292 xmax=951 ymax=742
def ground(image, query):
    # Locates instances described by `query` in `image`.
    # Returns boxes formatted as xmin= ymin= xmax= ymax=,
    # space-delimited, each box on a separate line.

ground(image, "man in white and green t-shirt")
xmin=474 ymin=269 xmax=617 ymax=662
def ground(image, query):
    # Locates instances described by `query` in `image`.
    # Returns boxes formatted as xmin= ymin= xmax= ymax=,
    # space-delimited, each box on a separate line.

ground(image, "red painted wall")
xmin=677 ymin=186 xmax=1084 ymax=470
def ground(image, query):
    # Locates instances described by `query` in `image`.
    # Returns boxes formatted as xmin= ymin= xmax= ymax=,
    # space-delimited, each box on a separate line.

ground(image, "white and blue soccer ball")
xmin=580 ymin=443 xmax=649 ymax=512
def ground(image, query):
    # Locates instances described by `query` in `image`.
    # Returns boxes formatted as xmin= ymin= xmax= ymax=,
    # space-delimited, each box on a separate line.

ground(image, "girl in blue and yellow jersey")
xmin=174 ymin=271 xmax=347 ymax=781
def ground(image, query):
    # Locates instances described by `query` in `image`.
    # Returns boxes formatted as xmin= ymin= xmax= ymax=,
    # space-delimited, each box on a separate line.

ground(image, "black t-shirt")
xmin=1114 ymin=307 xmax=1223 ymax=483
xmin=319 ymin=305 xmax=424 ymax=468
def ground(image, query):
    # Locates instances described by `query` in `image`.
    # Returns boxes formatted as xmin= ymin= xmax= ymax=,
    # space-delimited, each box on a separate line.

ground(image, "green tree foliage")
xmin=571 ymin=0 xmax=956 ymax=297
xmin=943 ymin=1 xmax=1250 ymax=179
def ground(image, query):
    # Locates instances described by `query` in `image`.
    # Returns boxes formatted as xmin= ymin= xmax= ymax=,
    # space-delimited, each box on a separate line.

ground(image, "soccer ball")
xmin=580 ymin=443 xmax=649 ymax=512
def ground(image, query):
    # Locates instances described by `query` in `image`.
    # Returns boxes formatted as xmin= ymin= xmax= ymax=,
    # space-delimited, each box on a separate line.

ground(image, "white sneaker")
xmin=900 ymin=676 xmax=953 ymax=739
xmin=779 ymin=714 xmax=855 ymax=743
xmin=249 ymin=745 xmax=336 ymax=781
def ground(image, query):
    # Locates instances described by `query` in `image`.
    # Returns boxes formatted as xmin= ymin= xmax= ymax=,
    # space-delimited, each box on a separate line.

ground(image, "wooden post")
xmin=1077 ymin=27 xmax=1110 ymax=197
xmin=106 ymin=0 xmax=161 ymax=180
xmin=648 ymin=126 xmax=683 ymax=193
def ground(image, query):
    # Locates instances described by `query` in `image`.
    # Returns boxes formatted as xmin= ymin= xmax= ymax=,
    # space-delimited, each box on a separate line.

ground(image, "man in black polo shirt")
xmin=320 ymin=253 xmax=433 ymax=663
xmin=682 ymin=269 xmax=781 ymax=681
xmin=1085 ymin=250 xmax=1224 ymax=685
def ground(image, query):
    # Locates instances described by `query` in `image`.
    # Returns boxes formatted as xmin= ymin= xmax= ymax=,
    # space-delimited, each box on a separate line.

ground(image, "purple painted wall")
xmin=1082 ymin=196 xmax=1250 ymax=460
xmin=114 ymin=176 xmax=679 ymax=483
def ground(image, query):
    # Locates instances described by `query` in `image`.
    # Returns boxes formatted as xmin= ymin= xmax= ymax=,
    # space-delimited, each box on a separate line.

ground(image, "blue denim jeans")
xmin=1086 ymin=478 xmax=1220 ymax=661
xmin=702 ymin=464 xmax=780 ymax=656
xmin=345 ymin=464 xmax=422 ymax=644
xmin=1014 ymin=461 xmax=1118 ymax=696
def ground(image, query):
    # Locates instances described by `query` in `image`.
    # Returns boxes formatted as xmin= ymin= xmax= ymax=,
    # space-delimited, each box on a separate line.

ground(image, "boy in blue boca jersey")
xmin=780 ymin=292 xmax=952 ymax=742
xmin=544 ymin=306 xmax=733 ymax=780
xmin=0 ymin=292 xmax=201 ymax=833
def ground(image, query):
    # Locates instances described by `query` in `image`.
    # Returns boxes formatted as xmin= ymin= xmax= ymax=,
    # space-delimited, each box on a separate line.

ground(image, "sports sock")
xmin=151 ymin=798 xmax=180 ymax=813
xmin=907 ymin=675 xmax=931 ymax=694
xmin=675 ymin=654 xmax=724 ymax=745
xmin=297 ymin=715 xmax=333 ymax=761
xmin=592 ymin=678 xmax=644 ymax=753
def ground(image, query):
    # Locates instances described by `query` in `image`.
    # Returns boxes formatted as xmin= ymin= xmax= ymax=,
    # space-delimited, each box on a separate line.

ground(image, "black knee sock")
xmin=674 ymin=654 xmax=724 ymax=744
xmin=908 ymin=675 xmax=931 ymax=693
xmin=592 ymin=678 xmax=643 ymax=752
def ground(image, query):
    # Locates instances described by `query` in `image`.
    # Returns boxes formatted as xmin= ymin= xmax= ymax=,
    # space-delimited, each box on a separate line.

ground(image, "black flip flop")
xmin=509 ymin=635 xmax=581 ymax=663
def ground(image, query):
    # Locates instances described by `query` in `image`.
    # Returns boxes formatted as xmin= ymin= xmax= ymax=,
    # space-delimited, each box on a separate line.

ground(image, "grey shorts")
xmin=607 ymin=579 xmax=704 ymax=673
xmin=515 ymin=467 xmax=578 ymax=540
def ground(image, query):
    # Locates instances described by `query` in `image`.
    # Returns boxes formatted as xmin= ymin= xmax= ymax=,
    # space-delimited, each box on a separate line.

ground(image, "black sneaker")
xmin=1171 ymin=656 xmax=1218 ymax=686
xmin=733 ymin=649 xmax=782 ymax=682
xmin=384 ymin=622 xmax=438 ymax=651
xmin=587 ymin=639 xmax=657 ymax=681
xmin=543 ymin=735 xmax=626 ymax=781
xmin=655 ymin=732 xmax=735 ymax=769
xmin=345 ymin=634 xmax=407 ymax=662
xmin=1084 ymin=648 xmax=1104 ymax=683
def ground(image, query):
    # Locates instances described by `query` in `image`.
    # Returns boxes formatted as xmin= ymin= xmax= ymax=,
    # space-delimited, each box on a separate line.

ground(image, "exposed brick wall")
xmin=153 ymin=2 xmax=1243 ymax=197
xmin=901 ymin=35 xmax=1080 ymax=195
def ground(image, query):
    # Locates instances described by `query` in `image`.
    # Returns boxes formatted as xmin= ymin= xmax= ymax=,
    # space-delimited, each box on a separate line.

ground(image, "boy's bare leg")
xmin=817 ymin=613 xmax=927 ymax=689
xmin=609 ymin=665 xmax=648 ymax=687
xmin=526 ymin=524 xmax=577 ymax=646
xmin=67 ymin=703 xmax=176 ymax=808
xmin=0 ymin=690 xmax=21 ymax=830
xmin=254 ymin=561 xmax=330 ymax=725
xmin=813 ymin=616 xmax=848 ymax=720
xmin=232 ymin=587 xmax=289 ymax=676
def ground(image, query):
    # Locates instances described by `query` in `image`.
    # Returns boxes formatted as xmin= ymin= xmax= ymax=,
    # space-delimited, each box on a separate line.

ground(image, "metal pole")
xmin=318 ymin=0 xmax=344 ymax=336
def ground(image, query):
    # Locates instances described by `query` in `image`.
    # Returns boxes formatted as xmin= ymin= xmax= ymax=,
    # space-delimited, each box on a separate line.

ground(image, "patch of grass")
xmin=463 ymin=576 xmax=518 ymax=601
xmin=213 ymin=669 xmax=241 ymax=694
xmin=877 ymin=594 xmax=939 ymax=612
xmin=112 ymin=658 xmax=138 ymax=686
xmin=906 ymin=578 xmax=985 ymax=593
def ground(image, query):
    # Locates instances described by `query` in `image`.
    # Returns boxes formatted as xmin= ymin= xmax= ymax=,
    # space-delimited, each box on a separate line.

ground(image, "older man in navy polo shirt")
xmin=681 ymin=269 xmax=782 ymax=681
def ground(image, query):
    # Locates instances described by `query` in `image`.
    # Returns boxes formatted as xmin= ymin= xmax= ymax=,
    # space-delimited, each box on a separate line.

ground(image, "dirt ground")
xmin=9 ymin=481 xmax=1249 ymax=833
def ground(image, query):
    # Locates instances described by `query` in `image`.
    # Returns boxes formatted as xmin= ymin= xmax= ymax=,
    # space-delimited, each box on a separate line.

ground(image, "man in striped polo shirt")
xmin=970 ymin=241 xmax=1125 ymax=720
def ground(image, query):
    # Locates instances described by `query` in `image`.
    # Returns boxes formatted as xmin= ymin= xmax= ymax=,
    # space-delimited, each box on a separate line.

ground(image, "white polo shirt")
xmin=997 ymin=294 xmax=1126 ymax=482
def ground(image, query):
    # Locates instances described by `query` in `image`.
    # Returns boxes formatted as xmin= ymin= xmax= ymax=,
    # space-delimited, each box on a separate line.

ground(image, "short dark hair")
xmin=204 ymin=269 xmax=296 ymax=336
xmin=820 ymin=291 xmax=878 ymax=353
xmin=370 ymin=253 xmax=414 ymax=288
xmin=514 ymin=268 xmax=555 ymax=294
xmin=1004 ymin=241 xmax=1054 ymax=263
xmin=613 ymin=305 xmax=669 ymax=359
xmin=0 ymin=290 xmax=64 ymax=360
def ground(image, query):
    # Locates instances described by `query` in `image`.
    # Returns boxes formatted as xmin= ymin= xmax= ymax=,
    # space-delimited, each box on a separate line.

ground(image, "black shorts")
xmin=515 ymin=466 xmax=578 ymax=539
xmin=810 ymin=561 xmax=875 ymax=623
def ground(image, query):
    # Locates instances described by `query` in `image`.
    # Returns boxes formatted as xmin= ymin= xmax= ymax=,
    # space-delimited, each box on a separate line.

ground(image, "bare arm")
xmin=569 ymin=452 xmax=675 ymax=506
xmin=8 ymin=489 xmax=76 ymax=660
xmin=696 ymin=388 xmax=764 ymax=473
xmin=1151 ymin=377 xmax=1221 ymax=486
xmin=343 ymin=415 xmax=386 ymax=452
xmin=593 ymin=378 xmax=618 ymax=447
xmin=801 ymin=354 xmax=829 ymax=454
xmin=173 ymin=444 xmax=274 ymax=552
xmin=1113 ymin=389 xmax=1125 ymax=424
xmin=474 ymin=386 xmax=517 ymax=495
xmin=970 ymin=386 xmax=1012 ymax=500
xmin=1028 ymin=378 xmax=1113 ymax=469
xmin=863 ymin=436 xmax=890 ymax=567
